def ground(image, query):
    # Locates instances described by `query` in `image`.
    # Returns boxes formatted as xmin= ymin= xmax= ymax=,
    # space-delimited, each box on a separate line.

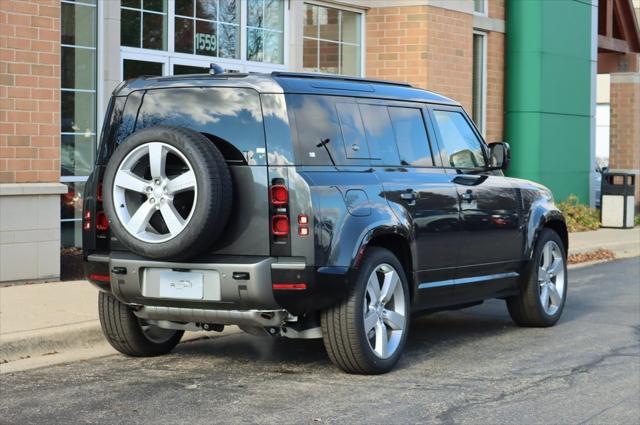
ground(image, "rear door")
xmin=359 ymin=99 xmax=461 ymax=309
xmin=429 ymin=106 xmax=523 ymax=300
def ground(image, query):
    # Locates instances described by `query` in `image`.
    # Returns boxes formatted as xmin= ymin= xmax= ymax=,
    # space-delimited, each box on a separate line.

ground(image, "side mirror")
xmin=489 ymin=142 xmax=510 ymax=170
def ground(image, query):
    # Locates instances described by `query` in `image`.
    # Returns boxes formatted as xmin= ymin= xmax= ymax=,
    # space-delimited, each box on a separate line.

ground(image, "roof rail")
xmin=271 ymin=72 xmax=413 ymax=88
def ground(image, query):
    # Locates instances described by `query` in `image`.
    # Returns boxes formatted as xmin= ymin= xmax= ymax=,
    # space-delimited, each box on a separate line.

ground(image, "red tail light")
xmin=89 ymin=274 xmax=110 ymax=282
xmin=270 ymin=184 xmax=288 ymax=205
xmin=272 ymin=215 xmax=289 ymax=236
xmin=96 ymin=211 xmax=109 ymax=232
xmin=272 ymin=283 xmax=307 ymax=290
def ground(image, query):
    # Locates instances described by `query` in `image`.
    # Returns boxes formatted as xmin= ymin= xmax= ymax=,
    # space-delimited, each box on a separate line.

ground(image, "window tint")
xmin=289 ymin=94 xmax=346 ymax=166
xmin=359 ymin=104 xmax=400 ymax=165
xmin=335 ymin=103 xmax=369 ymax=159
xmin=388 ymin=107 xmax=433 ymax=167
xmin=432 ymin=110 xmax=486 ymax=169
xmin=135 ymin=87 xmax=266 ymax=165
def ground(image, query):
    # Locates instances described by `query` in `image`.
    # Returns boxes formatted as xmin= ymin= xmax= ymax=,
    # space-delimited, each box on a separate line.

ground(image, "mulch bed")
xmin=568 ymin=248 xmax=616 ymax=265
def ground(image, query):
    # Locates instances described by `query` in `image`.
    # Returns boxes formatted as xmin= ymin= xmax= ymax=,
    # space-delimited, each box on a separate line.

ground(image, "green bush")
xmin=557 ymin=195 xmax=600 ymax=232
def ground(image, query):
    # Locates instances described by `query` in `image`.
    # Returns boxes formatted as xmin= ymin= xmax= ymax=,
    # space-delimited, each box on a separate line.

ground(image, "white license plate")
xmin=157 ymin=271 xmax=204 ymax=300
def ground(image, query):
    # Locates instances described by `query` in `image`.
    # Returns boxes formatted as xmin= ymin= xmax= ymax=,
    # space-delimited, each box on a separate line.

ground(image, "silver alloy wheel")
xmin=112 ymin=142 xmax=197 ymax=243
xmin=138 ymin=319 xmax=178 ymax=344
xmin=363 ymin=263 xmax=406 ymax=359
xmin=538 ymin=240 xmax=566 ymax=315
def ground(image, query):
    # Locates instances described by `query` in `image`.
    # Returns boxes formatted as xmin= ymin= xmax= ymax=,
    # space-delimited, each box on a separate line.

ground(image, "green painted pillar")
xmin=505 ymin=0 xmax=595 ymax=203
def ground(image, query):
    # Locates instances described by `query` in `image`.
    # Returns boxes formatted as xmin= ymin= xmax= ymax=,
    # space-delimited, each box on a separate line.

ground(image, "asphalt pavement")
xmin=1 ymin=257 xmax=639 ymax=424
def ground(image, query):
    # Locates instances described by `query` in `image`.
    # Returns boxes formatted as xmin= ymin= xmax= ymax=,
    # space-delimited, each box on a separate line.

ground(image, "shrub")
xmin=557 ymin=195 xmax=600 ymax=232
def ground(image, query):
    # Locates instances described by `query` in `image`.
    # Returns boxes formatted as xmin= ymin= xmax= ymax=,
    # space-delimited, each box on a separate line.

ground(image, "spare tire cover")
xmin=102 ymin=126 xmax=232 ymax=261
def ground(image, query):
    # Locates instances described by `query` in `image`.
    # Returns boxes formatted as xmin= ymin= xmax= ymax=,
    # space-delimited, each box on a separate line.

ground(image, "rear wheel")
xmin=98 ymin=291 xmax=183 ymax=357
xmin=507 ymin=228 xmax=568 ymax=327
xmin=321 ymin=248 xmax=410 ymax=374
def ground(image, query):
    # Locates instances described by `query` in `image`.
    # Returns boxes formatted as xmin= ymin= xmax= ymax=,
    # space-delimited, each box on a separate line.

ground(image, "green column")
xmin=506 ymin=0 xmax=595 ymax=203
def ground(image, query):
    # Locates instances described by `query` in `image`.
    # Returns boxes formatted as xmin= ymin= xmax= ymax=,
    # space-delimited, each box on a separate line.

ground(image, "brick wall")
xmin=489 ymin=0 xmax=505 ymax=20
xmin=366 ymin=5 xmax=473 ymax=113
xmin=485 ymin=31 xmax=504 ymax=143
xmin=609 ymin=75 xmax=640 ymax=204
xmin=0 ymin=0 xmax=61 ymax=184
xmin=365 ymin=6 xmax=430 ymax=88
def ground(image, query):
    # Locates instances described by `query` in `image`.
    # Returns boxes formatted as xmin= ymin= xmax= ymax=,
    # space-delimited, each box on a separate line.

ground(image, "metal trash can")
xmin=600 ymin=172 xmax=636 ymax=228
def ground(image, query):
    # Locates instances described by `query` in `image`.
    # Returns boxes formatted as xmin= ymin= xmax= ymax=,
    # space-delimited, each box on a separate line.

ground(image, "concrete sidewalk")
xmin=1 ymin=227 xmax=638 ymax=372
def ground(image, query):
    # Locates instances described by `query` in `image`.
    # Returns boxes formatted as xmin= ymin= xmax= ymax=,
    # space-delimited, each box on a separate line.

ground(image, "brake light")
xmin=272 ymin=215 xmax=289 ymax=236
xmin=270 ymin=184 xmax=288 ymax=205
xmin=96 ymin=211 xmax=109 ymax=232
xmin=89 ymin=274 xmax=110 ymax=282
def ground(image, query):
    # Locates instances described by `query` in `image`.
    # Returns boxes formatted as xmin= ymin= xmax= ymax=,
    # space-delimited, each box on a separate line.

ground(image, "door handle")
xmin=461 ymin=189 xmax=476 ymax=202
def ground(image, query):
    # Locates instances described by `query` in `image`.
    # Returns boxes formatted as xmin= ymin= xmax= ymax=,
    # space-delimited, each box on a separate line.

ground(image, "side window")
xmin=289 ymin=94 xmax=346 ymax=166
xmin=335 ymin=103 xmax=370 ymax=159
xmin=432 ymin=110 xmax=487 ymax=169
xmin=359 ymin=104 xmax=401 ymax=165
xmin=388 ymin=107 xmax=434 ymax=167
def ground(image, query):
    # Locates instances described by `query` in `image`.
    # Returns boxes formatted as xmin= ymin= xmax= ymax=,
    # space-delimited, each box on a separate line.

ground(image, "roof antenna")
xmin=209 ymin=63 xmax=224 ymax=75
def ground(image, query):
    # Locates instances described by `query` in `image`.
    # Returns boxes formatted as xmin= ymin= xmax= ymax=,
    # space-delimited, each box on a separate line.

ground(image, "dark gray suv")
xmin=83 ymin=71 xmax=568 ymax=374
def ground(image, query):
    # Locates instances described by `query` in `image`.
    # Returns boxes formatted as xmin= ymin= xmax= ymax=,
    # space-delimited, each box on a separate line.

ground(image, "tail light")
xmin=95 ymin=211 xmax=109 ymax=232
xmin=270 ymin=184 xmax=288 ymax=205
xmin=83 ymin=211 xmax=91 ymax=231
xmin=272 ymin=283 xmax=307 ymax=290
xmin=272 ymin=215 xmax=289 ymax=236
xmin=298 ymin=214 xmax=309 ymax=236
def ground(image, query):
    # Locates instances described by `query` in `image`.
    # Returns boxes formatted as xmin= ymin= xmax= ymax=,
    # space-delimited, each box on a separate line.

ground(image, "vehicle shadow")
xmin=172 ymin=300 xmax=546 ymax=371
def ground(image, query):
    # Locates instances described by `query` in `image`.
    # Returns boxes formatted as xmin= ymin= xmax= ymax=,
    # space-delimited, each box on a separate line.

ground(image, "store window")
xmin=121 ymin=0 xmax=168 ymax=50
xmin=61 ymin=0 xmax=98 ymax=247
xmin=303 ymin=3 xmax=362 ymax=76
xmin=247 ymin=0 xmax=285 ymax=64
xmin=175 ymin=0 xmax=240 ymax=59
xmin=472 ymin=32 xmax=486 ymax=134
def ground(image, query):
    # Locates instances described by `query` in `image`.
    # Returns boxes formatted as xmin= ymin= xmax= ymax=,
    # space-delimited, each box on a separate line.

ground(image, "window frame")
xmin=427 ymin=104 xmax=490 ymax=172
xmin=119 ymin=0 xmax=290 ymax=80
xmin=473 ymin=0 xmax=488 ymax=16
xmin=302 ymin=0 xmax=365 ymax=77
xmin=472 ymin=30 xmax=487 ymax=136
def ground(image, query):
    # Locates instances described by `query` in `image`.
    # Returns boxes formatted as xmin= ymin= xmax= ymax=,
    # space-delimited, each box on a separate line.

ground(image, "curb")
xmin=0 ymin=321 xmax=241 ymax=367
xmin=1 ymin=322 xmax=105 ymax=363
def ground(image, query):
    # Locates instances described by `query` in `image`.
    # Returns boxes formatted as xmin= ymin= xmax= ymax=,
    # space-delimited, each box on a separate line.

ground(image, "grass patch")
xmin=557 ymin=194 xmax=600 ymax=232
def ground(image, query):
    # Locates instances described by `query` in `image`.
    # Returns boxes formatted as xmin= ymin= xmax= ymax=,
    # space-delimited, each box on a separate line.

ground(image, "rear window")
xmin=134 ymin=87 xmax=266 ymax=165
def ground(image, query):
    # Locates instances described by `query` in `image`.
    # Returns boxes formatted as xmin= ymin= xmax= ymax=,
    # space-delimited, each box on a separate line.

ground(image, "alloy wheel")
xmin=538 ymin=240 xmax=566 ymax=315
xmin=112 ymin=142 xmax=198 ymax=243
xmin=363 ymin=263 xmax=407 ymax=359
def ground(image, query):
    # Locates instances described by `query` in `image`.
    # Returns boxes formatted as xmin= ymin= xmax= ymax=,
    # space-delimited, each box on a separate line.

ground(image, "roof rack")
xmin=271 ymin=72 xmax=413 ymax=88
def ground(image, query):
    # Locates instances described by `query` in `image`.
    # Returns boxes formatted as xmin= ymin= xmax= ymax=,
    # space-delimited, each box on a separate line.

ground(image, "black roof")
xmin=113 ymin=71 xmax=459 ymax=106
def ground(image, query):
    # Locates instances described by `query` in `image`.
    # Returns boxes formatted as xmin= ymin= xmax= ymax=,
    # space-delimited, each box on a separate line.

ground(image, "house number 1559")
xmin=196 ymin=33 xmax=216 ymax=52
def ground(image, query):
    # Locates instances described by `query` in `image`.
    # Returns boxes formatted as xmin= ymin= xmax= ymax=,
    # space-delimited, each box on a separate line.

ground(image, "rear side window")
xmin=432 ymin=110 xmax=486 ymax=169
xmin=335 ymin=103 xmax=370 ymax=159
xmin=388 ymin=107 xmax=434 ymax=167
xmin=134 ymin=87 xmax=266 ymax=165
xmin=359 ymin=104 xmax=401 ymax=165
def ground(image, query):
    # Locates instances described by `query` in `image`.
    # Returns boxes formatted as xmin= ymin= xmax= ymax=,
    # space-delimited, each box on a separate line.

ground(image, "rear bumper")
xmin=84 ymin=252 xmax=351 ymax=316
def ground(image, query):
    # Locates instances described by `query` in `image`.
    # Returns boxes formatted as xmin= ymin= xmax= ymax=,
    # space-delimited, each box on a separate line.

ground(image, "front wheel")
xmin=321 ymin=247 xmax=410 ymax=374
xmin=98 ymin=292 xmax=184 ymax=356
xmin=507 ymin=228 xmax=568 ymax=327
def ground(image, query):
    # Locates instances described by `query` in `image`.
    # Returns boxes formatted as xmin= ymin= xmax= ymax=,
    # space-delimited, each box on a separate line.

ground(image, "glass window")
xmin=247 ymin=0 xmax=285 ymax=64
xmin=472 ymin=33 xmax=486 ymax=133
xmin=433 ymin=110 xmax=487 ymax=169
xmin=335 ymin=103 xmax=369 ymax=159
xmin=173 ymin=64 xmax=210 ymax=75
xmin=474 ymin=0 xmax=486 ymax=14
xmin=121 ymin=0 xmax=167 ymax=50
xmin=62 ymin=135 xmax=95 ymax=176
xmin=303 ymin=3 xmax=362 ymax=76
xmin=359 ymin=104 xmax=400 ymax=165
xmin=175 ymin=0 xmax=240 ymax=59
xmin=388 ymin=107 xmax=433 ymax=167
xmin=123 ymin=59 xmax=164 ymax=80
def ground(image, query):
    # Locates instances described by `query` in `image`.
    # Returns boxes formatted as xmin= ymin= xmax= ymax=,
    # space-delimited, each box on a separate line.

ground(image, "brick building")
xmin=0 ymin=0 xmax=638 ymax=282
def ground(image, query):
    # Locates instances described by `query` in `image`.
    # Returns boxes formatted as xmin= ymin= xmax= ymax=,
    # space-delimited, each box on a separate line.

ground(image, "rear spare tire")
xmin=103 ymin=126 xmax=232 ymax=261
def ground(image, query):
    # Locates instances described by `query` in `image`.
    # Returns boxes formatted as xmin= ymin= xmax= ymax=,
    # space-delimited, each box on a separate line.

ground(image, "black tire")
xmin=98 ymin=291 xmax=184 ymax=357
xmin=507 ymin=228 xmax=568 ymax=327
xmin=103 ymin=126 xmax=232 ymax=261
xmin=321 ymin=247 xmax=410 ymax=374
